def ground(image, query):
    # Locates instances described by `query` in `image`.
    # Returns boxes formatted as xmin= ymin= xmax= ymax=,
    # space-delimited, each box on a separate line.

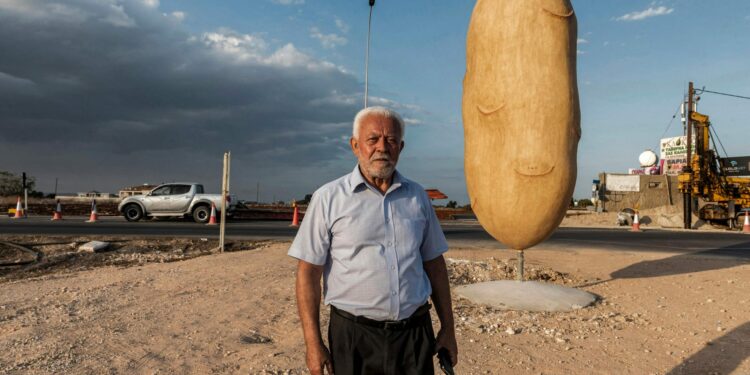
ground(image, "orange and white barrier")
xmin=631 ymin=212 xmax=641 ymax=232
xmin=290 ymin=204 xmax=300 ymax=227
xmin=12 ymin=196 xmax=24 ymax=219
xmin=207 ymin=203 xmax=218 ymax=225
xmin=51 ymin=200 xmax=63 ymax=221
xmin=86 ymin=200 xmax=98 ymax=223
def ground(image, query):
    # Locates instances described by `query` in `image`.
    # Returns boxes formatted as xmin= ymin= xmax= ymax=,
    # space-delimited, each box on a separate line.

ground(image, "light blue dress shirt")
xmin=288 ymin=165 xmax=449 ymax=321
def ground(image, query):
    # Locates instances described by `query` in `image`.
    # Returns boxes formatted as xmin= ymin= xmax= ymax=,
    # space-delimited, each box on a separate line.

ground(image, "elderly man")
xmin=288 ymin=106 xmax=458 ymax=374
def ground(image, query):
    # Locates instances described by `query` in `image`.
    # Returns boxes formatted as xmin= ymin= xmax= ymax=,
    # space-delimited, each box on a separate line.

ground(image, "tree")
xmin=446 ymin=200 xmax=458 ymax=209
xmin=0 ymin=171 xmax=35 ymax=197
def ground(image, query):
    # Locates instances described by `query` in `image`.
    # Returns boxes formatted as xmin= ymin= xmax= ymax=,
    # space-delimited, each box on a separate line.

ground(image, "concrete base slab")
xmin=455 ymin=280 xmax=597 ymax=312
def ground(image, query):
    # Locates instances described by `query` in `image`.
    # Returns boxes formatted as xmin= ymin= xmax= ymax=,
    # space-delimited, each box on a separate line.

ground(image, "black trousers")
xmin=328 ymin=305 xmax=436 ymax=375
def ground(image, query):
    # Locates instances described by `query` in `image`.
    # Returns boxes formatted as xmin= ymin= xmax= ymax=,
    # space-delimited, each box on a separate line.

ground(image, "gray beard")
xmin=367 ymin=164 xmax=395 ymax=180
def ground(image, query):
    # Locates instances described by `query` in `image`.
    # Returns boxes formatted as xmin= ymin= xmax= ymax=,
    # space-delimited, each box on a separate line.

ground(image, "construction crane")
xmin=678 ymin=82 xmax=750 ymax=229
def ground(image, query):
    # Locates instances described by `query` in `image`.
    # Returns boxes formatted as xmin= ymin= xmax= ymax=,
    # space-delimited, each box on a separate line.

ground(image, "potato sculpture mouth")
xmin=514 ymin=164 xmax=555 ymax=177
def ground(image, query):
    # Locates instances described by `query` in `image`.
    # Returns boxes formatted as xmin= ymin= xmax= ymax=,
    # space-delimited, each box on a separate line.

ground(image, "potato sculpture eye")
xmin=462 ymin=0 xmax=581 ymax=251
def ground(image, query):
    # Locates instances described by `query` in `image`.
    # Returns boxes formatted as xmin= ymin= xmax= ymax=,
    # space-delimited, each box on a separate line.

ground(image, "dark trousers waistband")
xmin=331 ymin=303 xmax=431 ymax=330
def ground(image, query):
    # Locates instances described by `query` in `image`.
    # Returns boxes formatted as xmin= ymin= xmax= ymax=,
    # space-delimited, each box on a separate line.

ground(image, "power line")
xmin=696 ymin=88 xmax=750 ymax=100
xmin=659 ymin=99 xmax=684 ymax=140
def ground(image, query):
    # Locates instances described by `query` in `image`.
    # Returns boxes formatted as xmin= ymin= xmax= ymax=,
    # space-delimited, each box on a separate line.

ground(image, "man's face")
xmin=350 ymin=114 xmax=404 ymax=180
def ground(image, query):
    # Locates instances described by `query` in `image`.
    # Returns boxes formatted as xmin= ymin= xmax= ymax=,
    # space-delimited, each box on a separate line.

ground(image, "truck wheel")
xmin=123 ymin=204 xmax=143 ymax=222
xmin=192 ymin=205 xmax=212 ymax=224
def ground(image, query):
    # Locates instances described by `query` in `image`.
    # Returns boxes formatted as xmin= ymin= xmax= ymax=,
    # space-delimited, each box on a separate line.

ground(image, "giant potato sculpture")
xmin=463 ymin=0 xmax=581 ymax=251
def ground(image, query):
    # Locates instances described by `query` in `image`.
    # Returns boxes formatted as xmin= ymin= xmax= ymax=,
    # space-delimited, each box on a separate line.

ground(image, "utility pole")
xmin=54 ymin=178 xmax=59 ymax=198
xmin=22 ymin=172 xmax=28 ymax=216
xmin=684 ymin=82 xmax=694 ymax=229
xmin=256 ymin=182 xmax=260 ymax=203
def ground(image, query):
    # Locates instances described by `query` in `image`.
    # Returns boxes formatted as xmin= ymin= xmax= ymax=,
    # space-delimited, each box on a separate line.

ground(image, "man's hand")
xmin=296 ymin=260 xmax=331 ymax=374
xmin=424 ymin=255 xmax=458 ymax=367
xmin=306 ymin=341 xmax=334 ymax=375
xmin=435 ymin=328 xmax=458 ymax=366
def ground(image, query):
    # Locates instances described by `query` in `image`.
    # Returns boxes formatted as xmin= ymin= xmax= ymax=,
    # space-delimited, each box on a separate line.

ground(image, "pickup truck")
xmin=118 ymin=182 xmax=237 ymax=223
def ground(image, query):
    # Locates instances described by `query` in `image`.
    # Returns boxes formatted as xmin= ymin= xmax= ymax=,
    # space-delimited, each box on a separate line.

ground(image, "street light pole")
xmin=364 ymin=0 xmax=375 ymax=108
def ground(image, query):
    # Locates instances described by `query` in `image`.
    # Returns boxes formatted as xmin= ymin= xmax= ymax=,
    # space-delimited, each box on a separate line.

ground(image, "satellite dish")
xmin=639 ymin=150 xmax=658 ymax=167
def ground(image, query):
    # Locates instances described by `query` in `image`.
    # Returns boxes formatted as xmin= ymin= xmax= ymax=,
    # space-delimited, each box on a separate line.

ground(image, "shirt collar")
xmin=349 ymin=164 xmax=406 ymax=193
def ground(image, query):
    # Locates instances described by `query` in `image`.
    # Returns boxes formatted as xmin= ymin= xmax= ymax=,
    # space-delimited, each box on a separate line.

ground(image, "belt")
xmin=331 ymin=303 xmax=432 ymax=330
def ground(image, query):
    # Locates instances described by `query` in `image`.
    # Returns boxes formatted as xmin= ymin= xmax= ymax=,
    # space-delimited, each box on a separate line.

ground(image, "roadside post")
xmin=22 ymin=172 xmax=28 ymax=217
xmin=219 ymin=151 xmax=231 ymax=252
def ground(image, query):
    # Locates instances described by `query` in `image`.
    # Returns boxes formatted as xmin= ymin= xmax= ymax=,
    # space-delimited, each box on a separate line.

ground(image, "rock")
xmin=78 ymin=241 xmax=110 ymax=253
xmin=505 ymin=327 xmax=518 ymax=335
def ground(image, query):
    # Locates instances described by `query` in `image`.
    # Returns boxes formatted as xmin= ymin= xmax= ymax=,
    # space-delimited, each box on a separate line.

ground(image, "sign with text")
xmin=720 ymin=156 xmax=750 ymax=177
xmin=660 ymin=136 xmax=695 ymax=176
xmin=606 ymin=174 xmax=640 ymax=192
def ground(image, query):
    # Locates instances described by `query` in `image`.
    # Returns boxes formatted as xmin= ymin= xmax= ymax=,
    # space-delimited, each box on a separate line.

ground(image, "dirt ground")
xmin=0 ymin=236 xmax=748 ymax=374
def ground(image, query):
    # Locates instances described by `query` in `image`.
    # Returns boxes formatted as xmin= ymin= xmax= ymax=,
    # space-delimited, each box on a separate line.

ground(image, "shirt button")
xmin=387 ymin=241 xmax=392 ymax=246
xmin=385 ymin=218 xmax=389 ymax=223
xmin=392 ymin=291 xmax=397 ymax=295
xmin=391 ymin=265 xmax=396 ymax=270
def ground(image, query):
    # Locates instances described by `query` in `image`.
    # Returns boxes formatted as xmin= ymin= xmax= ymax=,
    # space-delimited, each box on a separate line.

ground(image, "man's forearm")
xmin=424 ymin=255 xmax=455 ymax=330
xmin=296 ymin=261 xmax=325 ymax=347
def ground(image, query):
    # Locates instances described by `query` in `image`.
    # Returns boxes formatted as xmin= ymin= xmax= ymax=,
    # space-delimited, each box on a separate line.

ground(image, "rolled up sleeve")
xmin=288 ymin=191 xmax=331 ymax=265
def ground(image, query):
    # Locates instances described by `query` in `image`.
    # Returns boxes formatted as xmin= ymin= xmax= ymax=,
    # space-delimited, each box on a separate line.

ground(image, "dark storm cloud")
xmin=0 ymin=0 xmax=392 ymax=197
xmin=0 ymin=0 xmax=359 ymax=155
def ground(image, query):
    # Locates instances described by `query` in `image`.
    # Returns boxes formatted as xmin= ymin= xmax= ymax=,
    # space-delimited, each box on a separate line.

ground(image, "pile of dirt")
xmin=446 ymin=257 xmax=582 ymax=286
xmin=0 ymin=236 xmax=273 ymax=283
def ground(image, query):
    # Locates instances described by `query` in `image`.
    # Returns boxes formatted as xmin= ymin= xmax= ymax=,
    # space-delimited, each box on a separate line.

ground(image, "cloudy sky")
xmin=1 ymin=0 xmax=749 ymax=203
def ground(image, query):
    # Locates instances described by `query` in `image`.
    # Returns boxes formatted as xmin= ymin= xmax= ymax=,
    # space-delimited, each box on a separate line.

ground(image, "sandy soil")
xmin=1 ymin=237 xmax=748 ymax=374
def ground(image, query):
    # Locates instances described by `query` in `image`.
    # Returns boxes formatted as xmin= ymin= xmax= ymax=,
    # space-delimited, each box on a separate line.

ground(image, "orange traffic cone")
xmin=631 ymin=212 xmax=641 ymax=232
xmin=51 ymin=200 xmax=63 ymax=221
xmin=12 ymin=196 xmax=23 ymax=219
xmin=86 ymin=200 xmax=98 ymax=223
xmin=742 ymin=211 xmax=750 ymax=234
xmin=290 ymin=203 xmax=300 ymax=227
xmin=207 ymin=203 xmax=218 ymax=225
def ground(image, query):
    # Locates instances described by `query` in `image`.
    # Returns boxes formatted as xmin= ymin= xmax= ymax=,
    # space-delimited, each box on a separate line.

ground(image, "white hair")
xmin=352 ymin=106 xmax=405 ymax=139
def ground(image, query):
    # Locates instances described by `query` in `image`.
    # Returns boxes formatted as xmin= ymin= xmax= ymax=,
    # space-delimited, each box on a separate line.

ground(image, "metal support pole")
xmin=684 ymin=82 xmax=694 ymax=229
xmin=219 ymin=152 xmax=230 ymax=252
xmin=364 ymin=0 xmax=375 ymax=108
xmin=516 ymin=249 xmax=525 ymax=281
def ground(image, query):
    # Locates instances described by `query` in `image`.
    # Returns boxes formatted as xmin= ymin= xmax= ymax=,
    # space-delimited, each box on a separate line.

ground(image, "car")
xmin=118 ymin=182 xmax=237 ymax=223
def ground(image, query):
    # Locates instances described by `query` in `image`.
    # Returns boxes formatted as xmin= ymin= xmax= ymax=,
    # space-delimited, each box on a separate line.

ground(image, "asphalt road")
xmin=2 ymin=216 xmax=750 ymax=259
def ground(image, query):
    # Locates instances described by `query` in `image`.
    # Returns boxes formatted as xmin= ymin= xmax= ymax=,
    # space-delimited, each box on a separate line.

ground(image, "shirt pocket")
xmin=394 ymin=216 xmax=426 ymax=260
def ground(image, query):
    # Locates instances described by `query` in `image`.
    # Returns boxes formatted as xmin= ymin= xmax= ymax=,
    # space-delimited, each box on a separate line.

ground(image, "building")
xmin=76 ymin=191 xmax=117 ymax=199
xmin=596 ymin=172 xmax=681 ymax=212
xmin=118 ymin=184 xmax=158 ymax=199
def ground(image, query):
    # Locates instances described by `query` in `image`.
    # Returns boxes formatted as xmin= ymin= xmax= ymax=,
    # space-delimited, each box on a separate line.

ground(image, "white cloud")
xmin=403 ymin=118 xmax=423 ymax=126
xmin=577 ymin=50 xmax=585 ymax=55
xmin=102 ymin=3 xmax=136 ymax=27
xmin=577 ymin=38 xmax=588 ymax=44
xmin=266 ymin=43 xmax=338 ymax=71
xmin=142 ymin=0 xmax=159 ymax=8
xmin=603 ymin=41 xmax=610 ymax=47
xmin=616 ymin=6 xmax=673 ymax=21
xmin=200 ymin=29 xmax=269 ymax=61
xmin=309 ymin=27 xmax=347 ymax=49
xmin=170 ymin=11 xmax=185 ymax=21
xmin=271 ymin=0 xmax=304 ymax=5
xmin=335 ymin=18 xmax=350 ymax=34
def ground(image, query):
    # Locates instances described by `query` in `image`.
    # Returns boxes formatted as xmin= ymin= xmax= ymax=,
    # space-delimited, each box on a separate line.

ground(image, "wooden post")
xmin=219 ymin=152 xmax=230 ymax=252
